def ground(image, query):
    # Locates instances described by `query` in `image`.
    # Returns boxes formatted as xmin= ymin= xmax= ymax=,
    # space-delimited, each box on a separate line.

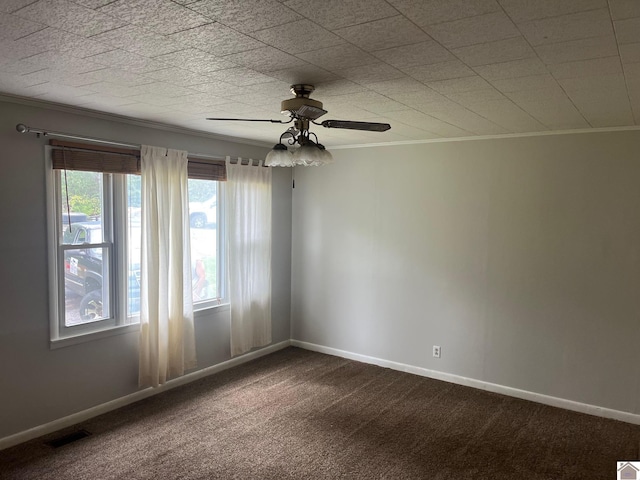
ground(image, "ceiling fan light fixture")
xmin=293 ymin=141 xmax=333 ymax=167
xmin=293 ymin=143 xmax=319 ymax=166
xmin=265 ymin=143 xmax=294 ymax=167
xmin=205 ymin=84 xmax=391 ymax=167
xmin=317 ymin=143 xmax=334 ymax=164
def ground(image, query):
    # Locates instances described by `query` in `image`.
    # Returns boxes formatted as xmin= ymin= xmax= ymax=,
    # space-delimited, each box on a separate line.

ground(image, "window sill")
xmin=194 ymin=302 xmax=230 ymax=318
xmin=51 ymin=323 xmax=140 ymax=350
xmin=50 ymin=304 xmax=230 ymax=349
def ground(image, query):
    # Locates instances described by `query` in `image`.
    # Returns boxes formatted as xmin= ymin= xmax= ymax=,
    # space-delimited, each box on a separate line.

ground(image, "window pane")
xmin=64 ymin=246 xmax=110 ymax=326
xmin=127 ymin=175 xmax=141 ymax=316
xmin=59 ymin=170 xmax=102 ymax=238
xmin=188 ymin=179 xmax=218 ymax=303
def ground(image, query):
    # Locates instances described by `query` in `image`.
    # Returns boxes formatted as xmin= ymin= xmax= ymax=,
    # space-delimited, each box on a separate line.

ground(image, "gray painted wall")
xmin=0 ymin=99 xmax=292 ymax=439
xmin=291 ymin=131 xmax=640 ymax=415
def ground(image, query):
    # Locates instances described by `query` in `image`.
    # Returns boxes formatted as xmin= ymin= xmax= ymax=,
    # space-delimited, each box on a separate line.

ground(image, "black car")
xmin=63 ymin=222 xmax=140 ymax=321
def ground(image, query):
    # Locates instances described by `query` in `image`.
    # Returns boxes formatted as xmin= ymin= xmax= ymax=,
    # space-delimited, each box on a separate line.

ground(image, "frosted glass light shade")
xmin=293 ymin=143 xmax=324 ymax=166
xmin=318 ymin=144 xmax=334 ymax=164
xmin=265 ymin=138 xmax=333 ymax=167
xmin=265 ymin=143 xmax=294 ymax=167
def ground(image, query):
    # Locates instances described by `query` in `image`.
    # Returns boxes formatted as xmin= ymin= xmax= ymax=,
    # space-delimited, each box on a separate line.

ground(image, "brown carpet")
xmin=1 ymin=347 xmax=638 ymax=479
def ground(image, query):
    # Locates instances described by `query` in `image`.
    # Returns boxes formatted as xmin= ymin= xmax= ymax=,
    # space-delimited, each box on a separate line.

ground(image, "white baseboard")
xmin=291 ymin=339 xmax=640 ymax=426
xmin=0 ymin=340 xmax=291 ymax=451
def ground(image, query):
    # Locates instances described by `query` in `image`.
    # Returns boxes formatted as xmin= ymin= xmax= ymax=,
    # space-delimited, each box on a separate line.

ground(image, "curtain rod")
xmin=15 ymin=123 xmax=228 ymax=162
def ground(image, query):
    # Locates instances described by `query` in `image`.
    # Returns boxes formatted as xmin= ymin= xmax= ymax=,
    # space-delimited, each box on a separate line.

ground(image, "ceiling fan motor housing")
xmin=281 ymin=84 xmax=327 ymax=120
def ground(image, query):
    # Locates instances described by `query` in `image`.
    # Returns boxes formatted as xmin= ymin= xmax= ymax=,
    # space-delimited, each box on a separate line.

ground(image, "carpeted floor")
xmin=1 ymin=347 xmax=639 ymax=479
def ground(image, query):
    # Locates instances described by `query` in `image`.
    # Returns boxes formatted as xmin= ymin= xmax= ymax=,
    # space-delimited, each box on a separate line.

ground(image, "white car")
xmin=189 ymin=196 xmax=216 ymax=228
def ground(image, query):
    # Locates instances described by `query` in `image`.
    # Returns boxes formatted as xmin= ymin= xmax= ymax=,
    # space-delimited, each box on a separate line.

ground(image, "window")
xmin=188 ymin=179 xmax=223 ymax=308
xmin=47 ymin=144 xmax=226 ymax=343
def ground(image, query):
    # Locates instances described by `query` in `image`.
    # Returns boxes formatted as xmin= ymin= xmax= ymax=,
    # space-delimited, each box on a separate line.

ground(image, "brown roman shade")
xmin=186 ymin=158 xmax=227 ymax=181
xmin=50 ymin=140 xmax=227 ymax=181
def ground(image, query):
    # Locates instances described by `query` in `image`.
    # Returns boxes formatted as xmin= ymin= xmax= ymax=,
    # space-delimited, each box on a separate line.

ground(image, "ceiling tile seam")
xmin=404 ymin=62 xmax=477 ymax=82
xmin=384 ymin=121 xmax=442 ymax=138
xmin=460 ymin=101 xmax=553 ymax=132
xmin=65 ymin=65 xmax=113 ymax=76
xmin=93 ymin=2 xmax=209 ymax=36
xmin=290 ymin=46 xmax=379 ymax=70
xmin=86 ymin=27 xmax=185 ymax=58
xmin=82 ymin=55 xmax=162 ymax=77
xmin=157 ymin=20 xmax=217 ymax=37
xmin=86 ymin=5 xmax=195 ymax=38
xmin=189 ymin=65 xmax=282 ymax=83
xmin=16 ymin=29 xmax=103 ymax=60
xmin=81 ymin=48 xmax=122 ymax=61
xmin=247 ymin=19 xmax=349 ymax=55
xmin=422 ymin=107 xmax=513 ymax=137
xmin=395 ymin=101 xmax=499 ymax=137
xmin=273 ymin=0 xmax=403 ymax=32
xmin=160 ymin=26 xmax=279 ymax=67
xmin=9 ymin=63 xmax=51 ymax=76
xmin=376 ymin=10 xmax=515 ymax=134
xmin=607 ymin=0 xmax=639 ymax=124
xmin=496 ymin=2 xmax=613 ymax=25
xmin=485 ymin=1 xmax=591 ymax=129
xmin=66 ymin=80 xmax=113 ymax=92
xmin=12 ymin=24 xmax=48 ymax=41
xmin=215 ymin=49 xmax=336 ymax=77
xmin=389 ymin=114 xmax=473 ymax=137
xmin=328 ymin=14 xmax=448 ymax=56
xmin=528 ymin=32 xmax=620 ymax=50
xmin=350 ymin=83 xmax=476 ymax=131
xmin=67 ymin=0 xmax=115 ymax=9
xmin=179 ymin=0 xmax=303 ymax=35
xmin=147 ymin=48 xmax=241 ymax=71
xmin=303 ymin=59 xmax=404 ymax=82
xmin=85 ymin=23 xmax=125 ymax=44
xmin=15 ymin=79 xmax=49 ymax=89
xmin=172 ymin=2 xmax=311 ymax=53
xmin=329 ymin=13 xmax=408 ymax=33
xmin=6 ymin=0 xmax=38 ymax=15
xmin=95 ymin=76 xmax=162 ymax=92
xmin=443 ymin=43 xmax=534 ymax=69
xmin=393 ymin=8 xmax=502 ymax=28
xmin=0 ymin=48 xmax=46 ymax=65
xmin=8 ymin=7 xmax=127 ymax=44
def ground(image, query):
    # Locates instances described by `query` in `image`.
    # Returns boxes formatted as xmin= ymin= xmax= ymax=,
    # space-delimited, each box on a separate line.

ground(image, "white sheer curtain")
xmin=139 ymin=145 xmax=196 ymax=387
xmin=226 ymin=157 xmax=272 ymax=356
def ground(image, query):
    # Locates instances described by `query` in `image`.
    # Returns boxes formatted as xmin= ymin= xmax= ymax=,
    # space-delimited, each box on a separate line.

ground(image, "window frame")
xmin=189 ymin=179 xmax=227 ymax=311
xmin=46 ymin=146 xmax=228 ymax=348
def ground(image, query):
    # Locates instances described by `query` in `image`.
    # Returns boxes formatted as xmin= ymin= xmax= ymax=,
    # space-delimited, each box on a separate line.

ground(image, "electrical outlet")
xmin=433 ymin=345 xmax=441 ymax=358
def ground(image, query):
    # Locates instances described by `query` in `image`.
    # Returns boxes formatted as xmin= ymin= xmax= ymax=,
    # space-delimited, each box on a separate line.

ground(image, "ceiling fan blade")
xmin=320 ymin=120 xmax=391 ymax=132
xmin=206 ymin=117 xmax=290 ymax=124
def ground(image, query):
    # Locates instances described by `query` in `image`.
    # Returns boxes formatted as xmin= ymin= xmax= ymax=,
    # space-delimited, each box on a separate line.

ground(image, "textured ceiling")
xmin=1 ymin=0 xmax=639 ymax=147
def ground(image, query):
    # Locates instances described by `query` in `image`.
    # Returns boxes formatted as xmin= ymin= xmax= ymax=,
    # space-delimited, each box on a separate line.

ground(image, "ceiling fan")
xmin=206 ymin=84 xmax=391 ymax=167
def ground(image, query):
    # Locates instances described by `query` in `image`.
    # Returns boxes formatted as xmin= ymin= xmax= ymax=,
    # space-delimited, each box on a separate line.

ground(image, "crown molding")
xmin=329 ymin=124 xmax=640 ymax=150
xmin=4 ymin=93 xmax=639 ymax=151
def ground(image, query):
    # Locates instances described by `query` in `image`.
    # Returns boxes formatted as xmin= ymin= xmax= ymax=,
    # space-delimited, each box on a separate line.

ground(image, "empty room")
xmin=1 ymin=1 xmax=640 ymax=479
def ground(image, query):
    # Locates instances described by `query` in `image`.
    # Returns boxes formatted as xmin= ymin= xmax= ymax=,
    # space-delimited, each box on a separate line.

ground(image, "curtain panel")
xmin=225 ymin=157 xmax=272 ymax=356
xmin=139 ymin=145 xmax=197 ymax=387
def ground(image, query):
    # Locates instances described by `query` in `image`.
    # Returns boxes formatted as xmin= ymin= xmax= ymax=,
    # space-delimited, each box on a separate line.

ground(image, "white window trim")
xmin=192 ymin=181 xmax=228 ymax=312
xmin=46 ymin=147 xmax=127 ymax=343
xmin=46 ymin=147 xmax=229 ymax=348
